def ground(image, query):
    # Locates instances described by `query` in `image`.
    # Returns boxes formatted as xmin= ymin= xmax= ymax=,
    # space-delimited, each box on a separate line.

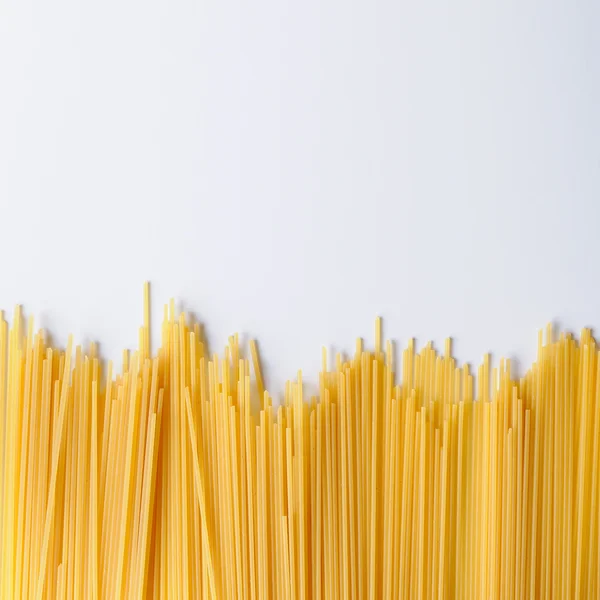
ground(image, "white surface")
xmin=1 ymin=0 xmax=599 ymax=395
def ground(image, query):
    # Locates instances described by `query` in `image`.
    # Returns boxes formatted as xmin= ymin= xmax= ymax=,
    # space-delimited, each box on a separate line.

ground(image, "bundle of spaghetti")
xmin=1 ymin=286 xmax=599 ymax=599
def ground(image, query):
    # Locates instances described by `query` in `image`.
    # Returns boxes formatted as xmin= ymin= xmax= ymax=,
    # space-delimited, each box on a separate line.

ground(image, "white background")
xmin=0 ymin=0 xmax=599 ymax=395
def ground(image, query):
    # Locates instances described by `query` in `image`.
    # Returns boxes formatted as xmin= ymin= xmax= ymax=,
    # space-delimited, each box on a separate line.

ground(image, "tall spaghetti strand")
xmin=0 ymin=285 xmax=599 ymax=598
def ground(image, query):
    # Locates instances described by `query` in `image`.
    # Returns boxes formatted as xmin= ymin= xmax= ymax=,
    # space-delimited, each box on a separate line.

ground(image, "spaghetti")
xmin=0 ymin=285 xmax=599 ymax=598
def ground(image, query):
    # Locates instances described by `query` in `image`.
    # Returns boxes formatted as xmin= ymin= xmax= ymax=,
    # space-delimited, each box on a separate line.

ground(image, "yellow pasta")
xmin=0 ymin=283 xmax=599 ymax=598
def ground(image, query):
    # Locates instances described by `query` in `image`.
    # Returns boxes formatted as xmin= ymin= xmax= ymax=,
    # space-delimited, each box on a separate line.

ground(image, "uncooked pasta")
xmin=0 ymin=284 xmax=599 ymax=598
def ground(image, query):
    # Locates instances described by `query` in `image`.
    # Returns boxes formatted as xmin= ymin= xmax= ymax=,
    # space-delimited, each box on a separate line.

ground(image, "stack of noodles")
xmin=0 ymin=285 xmax=599 ymax=599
